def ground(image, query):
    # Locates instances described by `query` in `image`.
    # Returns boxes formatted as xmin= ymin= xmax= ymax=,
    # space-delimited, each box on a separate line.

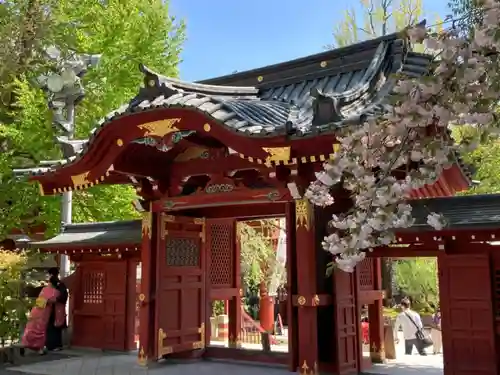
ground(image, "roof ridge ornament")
xmin=310 ymin=88 xmax=345 ymax=126
xmin=133 ymin=64 xmax=259 ymax=107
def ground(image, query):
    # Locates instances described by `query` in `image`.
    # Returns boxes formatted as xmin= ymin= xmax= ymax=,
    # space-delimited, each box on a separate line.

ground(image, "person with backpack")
xmin=395 ymin=299 xmax=428 ymax=356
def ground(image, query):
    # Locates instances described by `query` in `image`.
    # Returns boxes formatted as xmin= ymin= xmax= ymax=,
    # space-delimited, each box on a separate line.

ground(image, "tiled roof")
xmin=135 ymin=37 xmax=426 ymax=137
xmin=14 ymin=33 xmax=429 ymax=177
xmin=29 ymin=220 xmax=141 ymax=249
xmin=28 ymin=194 xmax=500 ymax=249
xmin=407 ymin=193 xmax=500 ymax=231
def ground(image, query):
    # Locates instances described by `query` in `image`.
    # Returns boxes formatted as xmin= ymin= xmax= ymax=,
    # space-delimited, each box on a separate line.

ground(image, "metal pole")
xmin=60 ymin=192 xmax=72 ymax=277
xmin=59 ymin=103 xmax=75 ymax=278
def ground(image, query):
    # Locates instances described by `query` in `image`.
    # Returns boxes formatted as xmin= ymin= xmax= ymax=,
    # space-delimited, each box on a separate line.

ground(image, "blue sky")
xmin=170 ymin=0 xmax=451 ymax=82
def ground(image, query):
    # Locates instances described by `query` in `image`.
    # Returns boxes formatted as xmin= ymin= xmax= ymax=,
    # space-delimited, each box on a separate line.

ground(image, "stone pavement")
xmin=2 ymin=352 xmax=290 ymax=375
xmin=369 ymin=355 xmax=443 ymax=375
xmin=3 ymin=353 xmax=444 ymax=375
xmin=2 ymin=331 xmax=444 ymax=375
xmin=368 ymin=330 xmax=444 ymax=375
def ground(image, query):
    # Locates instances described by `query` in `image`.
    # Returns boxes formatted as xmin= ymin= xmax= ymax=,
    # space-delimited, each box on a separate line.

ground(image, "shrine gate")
xmin=20 ymin=31 xmax=497 ymax=375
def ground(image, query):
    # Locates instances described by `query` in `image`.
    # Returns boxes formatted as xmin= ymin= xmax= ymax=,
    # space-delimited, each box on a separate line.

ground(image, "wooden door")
xmin=72 ymin=260 xmax=128 ymax=350
xmin=72 ymin=262 xmax=106 ymax=348
xmin=334 ymin=270 xmax=359 ymax=375
xmin=155 ymin=215 xmax=206 ymax=359
xmin=439 ymin=254 xmax=496 ymax=375
xmin=102 ymin=261 xmax=128 ymax=350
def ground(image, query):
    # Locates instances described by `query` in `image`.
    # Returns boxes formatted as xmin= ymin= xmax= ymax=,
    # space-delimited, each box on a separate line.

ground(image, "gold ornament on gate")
xmin=295 ymin=199 xmax=311 ymax=230
xmin=192 ymin=322 xmax=205 ymax=349
xmin=297 ymin=296 xmax=306 ymax=306
xmin=300 ymin=360 xmax=319 ymax=375
xmin=71 ymin=171 xmax=90 ymax=186
xmin=137 ymin=347 xmax=147 ymax=366
xmin=157 ymin=328 xmax=173 ymax=359
xmin=142 ymin=210 xmax=152 ymax=239
xmin=138 ymin=118 xmax=181 ymax=137
xmin=262 ymin=146 xmax=291 ymax=164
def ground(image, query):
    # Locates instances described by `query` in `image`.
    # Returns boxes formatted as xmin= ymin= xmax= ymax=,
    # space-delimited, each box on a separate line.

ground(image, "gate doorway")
xmin=366 ymin=253 xmax=495 ymax=375
xmin=202 ymin=215 xmax=292 ymax=366
xmin=206 ymin=218 xmax=289 ymax=356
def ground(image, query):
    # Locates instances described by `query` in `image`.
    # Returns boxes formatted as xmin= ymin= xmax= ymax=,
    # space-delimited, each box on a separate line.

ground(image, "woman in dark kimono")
xmin=45 ymin=267 xmax=68 ymax=351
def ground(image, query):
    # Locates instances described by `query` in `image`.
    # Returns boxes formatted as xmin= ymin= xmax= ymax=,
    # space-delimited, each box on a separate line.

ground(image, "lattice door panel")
xmin=357 ymin=258 xmax=374 ymax=291
xmin=79 ymin=268 xmax=105 ymax=314
xmin=207 ymin=220 xmax=234 ymax=288
xmin=166 ymin=237 xmax=200 ymax=267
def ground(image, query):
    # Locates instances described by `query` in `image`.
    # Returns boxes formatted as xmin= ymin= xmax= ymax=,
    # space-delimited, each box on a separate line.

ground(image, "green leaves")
xmin=329 ymin=0 xmax=424 ymax=49
xmin=0 ymin=250 xmax=45 ymax=342
xmin=0 ymin=0 xmax=185 ymax=237
xmin=393 ymin=258 xmax=439 ymax=308
xmin=238 ymin=220 xmax=286 ymax=292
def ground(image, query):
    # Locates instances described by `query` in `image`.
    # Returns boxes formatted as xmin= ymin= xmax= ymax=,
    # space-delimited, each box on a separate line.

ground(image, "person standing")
xmin=395 ymin=299 xmax=427 ymax=356
xmin=45 ymin=267 xmax=68 ymax=351
xmin=22 ymin=272 xmax=66 ymax=354
xmin=431 ymin=307 xmax=442 ymax=354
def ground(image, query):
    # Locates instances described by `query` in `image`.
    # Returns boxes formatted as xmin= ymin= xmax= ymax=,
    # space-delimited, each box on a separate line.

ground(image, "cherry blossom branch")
xmin=306 ymin=0 xmax=500 ymax=272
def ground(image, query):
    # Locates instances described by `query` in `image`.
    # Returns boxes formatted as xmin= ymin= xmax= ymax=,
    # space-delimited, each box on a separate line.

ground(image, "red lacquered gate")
xmin=72 ymin=260 xmax=128 ymax=350
xmin=439 ymin=254 xmax=496 ymax=375
xmin=155 ymin=215 xmax=206 ymax=359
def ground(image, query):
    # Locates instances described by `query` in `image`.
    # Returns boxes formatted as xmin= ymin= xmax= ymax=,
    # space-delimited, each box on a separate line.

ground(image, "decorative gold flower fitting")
xmin=297 ymin=296 xmax=306 ymax=305
xmin=137 ymin=347 xmax=147 ymax=366
xmin=295 ymin=199 xmax=311 ymax=230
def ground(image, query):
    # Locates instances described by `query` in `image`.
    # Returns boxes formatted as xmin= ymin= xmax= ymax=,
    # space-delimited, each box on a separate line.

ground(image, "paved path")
xmin=5 ymin=353 xmax=444 ymax=375
xmin=4 ymin=353 xmax=289 ymax=375
xmin=4 ymin=331 xmax=444 ymax=375
xmin=368 ymin=331 xmax=443 ymax=375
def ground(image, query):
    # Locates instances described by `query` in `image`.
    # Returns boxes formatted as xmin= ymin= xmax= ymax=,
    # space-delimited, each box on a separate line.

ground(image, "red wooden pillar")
xmin=293 ymin=198 xmax=320 ymax=374
xmin=137 ymin=208 xmax=157 ymax=366
xmin=368 ymin=258 xmax=385 ymax=363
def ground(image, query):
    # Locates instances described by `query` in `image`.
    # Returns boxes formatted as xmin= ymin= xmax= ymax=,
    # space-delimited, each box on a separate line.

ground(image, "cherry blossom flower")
xmin=306 ymin=0 xmax=500 ymax=272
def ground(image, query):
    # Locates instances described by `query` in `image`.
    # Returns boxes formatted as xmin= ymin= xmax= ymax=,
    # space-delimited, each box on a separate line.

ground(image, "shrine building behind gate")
xmin=17 ymin=32 xmax=499 ymax=375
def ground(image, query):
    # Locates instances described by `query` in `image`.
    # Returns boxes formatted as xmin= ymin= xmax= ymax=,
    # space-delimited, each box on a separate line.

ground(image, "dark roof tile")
xmin=406 ymin=194 xmax=500 ymax=231
xmin=29 ymin=220 xmax=141 ymax=249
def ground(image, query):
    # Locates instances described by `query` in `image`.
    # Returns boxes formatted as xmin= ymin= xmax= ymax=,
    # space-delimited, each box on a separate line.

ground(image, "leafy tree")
xmin=0 ymin=0 xmax=185 ymax=237
xmin=447 ymin=0 xmax=482 ymax=34
xmin=452 ymin=125 xmax=500 ymax=195
xmin=393 ymin=258 xmax=439 ymax=309
xmin=238 ymin=220 xmax=286 ymax=294
xmin=328 ymin=0 xmax=424 ymax=48
xmin=0 ymin=249 xmax=47 ymax=345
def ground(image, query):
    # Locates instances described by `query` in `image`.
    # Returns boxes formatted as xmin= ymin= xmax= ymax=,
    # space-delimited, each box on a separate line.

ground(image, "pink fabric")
xmin=54 ymin=303 xmax=66 ymax=328
xmin=22 ymin=286 xmax=61 ymax=350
